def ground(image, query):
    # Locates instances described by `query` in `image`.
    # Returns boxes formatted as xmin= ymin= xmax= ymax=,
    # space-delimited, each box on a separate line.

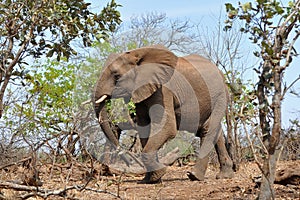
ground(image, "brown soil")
xmin=1 ymin=160 xmax=299 ymax=199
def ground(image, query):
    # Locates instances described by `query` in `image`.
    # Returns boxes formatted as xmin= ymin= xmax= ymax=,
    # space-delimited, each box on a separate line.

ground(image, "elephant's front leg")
xmin=138 ymin=89 xmax=177 ymax=184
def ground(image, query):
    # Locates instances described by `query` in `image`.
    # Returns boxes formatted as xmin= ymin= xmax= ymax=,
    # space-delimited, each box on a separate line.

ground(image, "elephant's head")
xmin=93 ymin=45 xmax=178 ymax=147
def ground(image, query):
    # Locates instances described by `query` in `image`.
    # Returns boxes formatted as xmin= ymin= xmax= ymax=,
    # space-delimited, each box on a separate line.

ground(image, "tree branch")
xmin=282 ymin=75 xmax=300 ymax=98
xmin=281 ymin=31 xmax=300 ymax=70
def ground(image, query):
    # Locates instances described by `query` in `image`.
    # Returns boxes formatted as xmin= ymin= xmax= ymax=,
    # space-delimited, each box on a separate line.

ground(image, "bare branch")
xmin=282 ymin=75 xmax=300 ymax=98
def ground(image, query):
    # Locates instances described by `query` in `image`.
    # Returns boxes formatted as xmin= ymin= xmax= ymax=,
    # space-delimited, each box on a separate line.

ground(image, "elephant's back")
xmin=177 ymin=54 xmax=228 ymax=113
xmin=179 ymin=54 xmax=223 ymax=82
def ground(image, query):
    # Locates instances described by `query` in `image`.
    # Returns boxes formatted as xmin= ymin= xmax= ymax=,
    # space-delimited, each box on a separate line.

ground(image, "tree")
xmin=110 ymin=12 xmax=197 ymax=54
xmin=0 ymin=0 xmax=121 ymax=118
xmin=225 ymin=0 xmax=300 ymax=199
xmin=1 ymin=58 xmax=78 ymax=163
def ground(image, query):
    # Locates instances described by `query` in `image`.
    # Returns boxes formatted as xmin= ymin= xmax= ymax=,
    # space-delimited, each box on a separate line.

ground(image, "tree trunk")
xmin=258 ymin=65 xmax=282 ymax=200
xmin=0 ymin=72 xmax=12 ymax=119
xmin=259 ymin=152 xmax=278 ymax=199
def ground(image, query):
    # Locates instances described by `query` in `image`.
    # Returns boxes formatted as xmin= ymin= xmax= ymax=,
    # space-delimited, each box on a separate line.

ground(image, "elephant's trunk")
xmin=95 ymin=99 xmax=119 ymax=147
xmin=95 ymin=97 xmax=134 ymax=166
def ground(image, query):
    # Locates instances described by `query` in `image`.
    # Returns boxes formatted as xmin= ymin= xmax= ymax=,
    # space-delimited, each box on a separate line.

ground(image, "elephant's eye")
xmin=114 ymin=74 xmax=121 ymax=83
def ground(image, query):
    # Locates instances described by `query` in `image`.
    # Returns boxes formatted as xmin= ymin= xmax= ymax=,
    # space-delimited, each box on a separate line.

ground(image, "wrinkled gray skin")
xmin=94 ymin=45 xmax=234 ymax=184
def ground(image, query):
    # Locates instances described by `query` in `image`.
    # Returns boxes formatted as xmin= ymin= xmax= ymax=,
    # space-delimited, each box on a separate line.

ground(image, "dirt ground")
xmin=1 ymin=160 xmax=299 ymax=200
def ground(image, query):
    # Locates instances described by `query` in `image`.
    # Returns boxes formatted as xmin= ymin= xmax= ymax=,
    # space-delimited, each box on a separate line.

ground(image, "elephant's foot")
xmin=138 ymin=168 xmax=166 ymax=184
xmin=186 ymin=170 xmax=205 ymax=181
xmin=187 ymin=156 xmax=208 ymax=181
xmin=216 ymin=167 xmax=234 ymax=179
xmin=140 ymin=152 xmax=166 ymax=184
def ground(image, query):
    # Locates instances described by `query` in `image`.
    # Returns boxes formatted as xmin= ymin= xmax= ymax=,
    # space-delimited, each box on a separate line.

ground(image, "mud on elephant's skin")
xmin=93 ymin=45 xmax=234 ymax=184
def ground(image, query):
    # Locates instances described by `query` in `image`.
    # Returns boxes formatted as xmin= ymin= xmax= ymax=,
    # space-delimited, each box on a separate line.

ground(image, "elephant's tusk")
xmin=95 ymin=95 xmax=108 ymax=104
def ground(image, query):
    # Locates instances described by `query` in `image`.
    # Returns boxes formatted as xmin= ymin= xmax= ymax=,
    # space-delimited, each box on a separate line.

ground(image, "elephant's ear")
xmin=131 ymin=63 xmax=175 ymax=103
xmin=126 ymin=46 xmax=178 ymax=103
xmin=124 ymin=45 xmax=178 ymax=67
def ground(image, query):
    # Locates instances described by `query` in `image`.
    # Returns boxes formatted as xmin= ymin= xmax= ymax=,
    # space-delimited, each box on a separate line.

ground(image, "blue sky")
xmin=116 ymin=0 xmax=232 ymax=21
xmin=88 ymin=0 xmax=300 ymax=127
xmin=89 ymin=0 xmax=236 ymax=22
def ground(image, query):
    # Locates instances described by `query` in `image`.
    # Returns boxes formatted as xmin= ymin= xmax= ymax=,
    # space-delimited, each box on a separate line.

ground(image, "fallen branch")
xmin=0 ymin=181 xmax=120 ymax=199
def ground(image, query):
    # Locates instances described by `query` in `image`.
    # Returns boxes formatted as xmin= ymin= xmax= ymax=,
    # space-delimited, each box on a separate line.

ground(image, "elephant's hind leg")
xmin=215 ymin=130 xmax=234 ymax=179
xmin=187 ymin=106 xmax=235 ymax=181
xmin=187 ymin=123 xmax=210 ymax=181
xmin=187 ymin=128 xmax=234 ymax=181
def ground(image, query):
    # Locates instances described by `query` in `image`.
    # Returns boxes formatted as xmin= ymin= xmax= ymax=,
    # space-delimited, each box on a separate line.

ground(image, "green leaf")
xmin=242 ymin=2 xmax=252 ymax=12
xmin=288 ymin=1 xmax=294 ymax=8
xmin=275 ymin=5 xmax=284 ymax=15
xmin=225 ymin=3 xmax=235 ymax=12
xmin=228 ymin=10 xmax=238 ymax=19
xmin=46 ymin=49 xmax=55 ymax=57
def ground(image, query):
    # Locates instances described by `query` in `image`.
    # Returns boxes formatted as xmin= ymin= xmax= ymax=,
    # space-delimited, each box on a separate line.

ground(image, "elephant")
xmin=93 ymin=45 xmax=234 ymax=184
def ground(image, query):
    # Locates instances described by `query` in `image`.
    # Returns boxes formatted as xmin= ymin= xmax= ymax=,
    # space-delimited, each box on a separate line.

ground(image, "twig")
xmin=81 ymin=99 xmax=92 ymax=105
xmin=116 ymin=172 xmax=124 ymax=198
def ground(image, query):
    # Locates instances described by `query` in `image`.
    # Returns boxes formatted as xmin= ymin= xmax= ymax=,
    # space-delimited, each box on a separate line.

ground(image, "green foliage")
xmin=127 ymin=100 xmax=136 ymax=116
xmin=225 ymin=0 xmax=299 ymax=60
xmin=0 ymin=0 xmax=121 ymax=61
xmin=226 ymin=76 xmax=257 ymax=122
xmin=11 ymin=59 xmax=76 ymax=135
xmin=0 ymin=0 xmax=122 ymax=119
xmin=225 ymin=0 xmax=300 ymax=117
